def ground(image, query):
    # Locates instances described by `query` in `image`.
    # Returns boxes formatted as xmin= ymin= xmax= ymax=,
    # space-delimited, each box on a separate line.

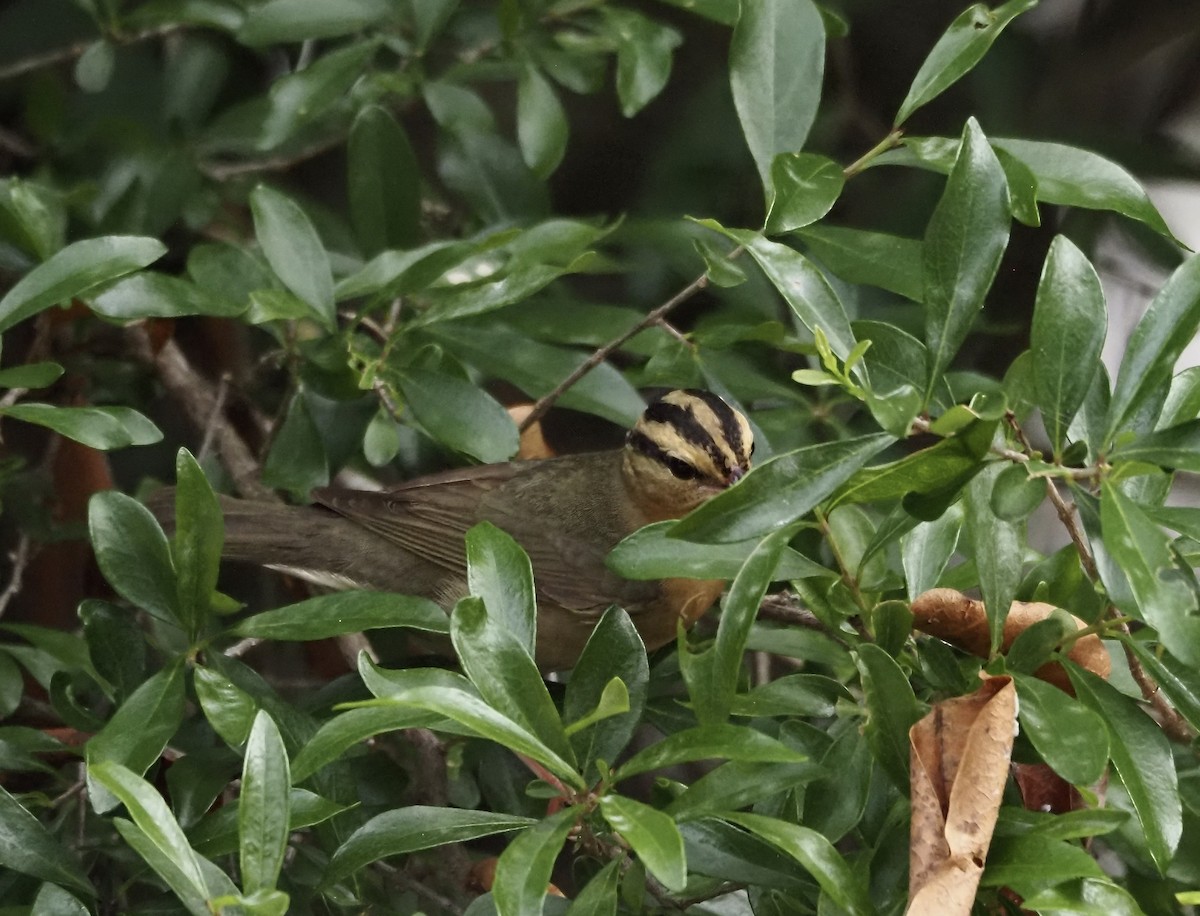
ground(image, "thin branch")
xmin=0 ymin=534 xmax=32 ymax=619
xmin=197 ymin=373 xmax=231 ymax=463
xmin=224 ymin=637 xmax=263 ymax=659
xmin=0 ymin=124 xmax=37 ymax=159
xmin=0 ymin=23 xmax=184 ymax=82
xmin=1114 ymin=622 xmax=1194 ymax=743
xmin=842 ymin=128 xmax=904 ymax=178
xmin=199 ymin=133 xmax=347 ymax=181
xmin=758 ymin=592 xmax=827 ymax=632
xmin=376 ymin=862 xmax=467 ymax=916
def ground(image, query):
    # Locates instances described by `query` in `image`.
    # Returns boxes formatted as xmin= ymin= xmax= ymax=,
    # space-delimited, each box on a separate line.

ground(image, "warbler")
xmin=183 ymin=389 xmax=752 ymax=670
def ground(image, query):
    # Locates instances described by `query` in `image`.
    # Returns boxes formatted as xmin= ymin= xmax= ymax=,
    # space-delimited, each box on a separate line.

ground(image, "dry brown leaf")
xmin=910 ymin=588 xmax=1110 ymax=692
xmin=907 ymin=676 xmax=1016 ymax=916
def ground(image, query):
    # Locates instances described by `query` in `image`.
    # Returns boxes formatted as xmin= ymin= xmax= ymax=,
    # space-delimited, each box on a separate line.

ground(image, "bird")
xmin=184 ymin=389 xmax=753 ymax=670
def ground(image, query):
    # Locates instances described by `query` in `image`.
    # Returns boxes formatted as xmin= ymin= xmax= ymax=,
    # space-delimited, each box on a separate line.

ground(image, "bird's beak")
xmin=726 ymin=465 xmax=747 ymax=486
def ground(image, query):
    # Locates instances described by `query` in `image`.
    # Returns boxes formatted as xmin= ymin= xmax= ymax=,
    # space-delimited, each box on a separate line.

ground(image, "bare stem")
xmin=0 ymin=23 xmax=184 ymax=82
xmin=0 ymin=535 xmax=32 ymax=620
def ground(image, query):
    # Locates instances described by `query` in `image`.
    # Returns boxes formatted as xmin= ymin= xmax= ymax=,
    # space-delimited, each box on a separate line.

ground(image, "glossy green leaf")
xmin=996 ymin=807 xmax=1129 ymax=842
xmin=335 ymin=238 xmax=478 ymax=300
xmin=565 ymin=859 xmax=620 ymax=916
xmin=249 ymin=185 xmax=334 ymax=328
xmin=3 ymin=403 xmax=163 ymax=450
xmin=666 ymin=761 xmax=820 ymax=820
xmin=88 ymin=762 xmax=208 ymax=899
xmin=696 ymin=222 xmax=857 ymax=363
xmin=115 ymin=816 xmax=237 ymax=916
xmin=347 ymin=104 xmax=420 ymax=254
xmin=995 ymin=146 xmax=1040 ymax=226
xmin=88 ymin=272 xmax=246 ymax=319
xmin=989 ymin=462 xmax=1045 ymax=521
xmin=233 ymin=591 xmax=448 ymax=640
xmin=1100 ymin=481 xmax=1200 ymax=667
xmin=1019 ymin=878 xmax=1145 ymax=916
xmin=966 ymin=463 xmax=1024 ymax=651
xmin=981 ymin=833 xmax=1104 ymax=893
xmin=0 ymin=785 xmax=93 ymax=898
xmin=606 ymin=8 xmax=682 ymax=117
xmin=1013 ymin=674 xmax=1108 ymax=786
xmin=324 ymin=806 xmax=534 ymax=888
xmin=728 ymin=673 xmax=844 ymax=718
xmin=171 ymin=449 xmax=222 ymax=642
xmin=382 ymin=685 xmax=584 ymax=789
xmin=901 ymin=503 xmax=963 ymax=600
xmin=720 ymin=812 xmax=873 ymax=916
xmin=189 ymin=788 xmax=348 ymax=857
xmin=1110 ymin=418 xmax=1200 ymax=471
xmin=30 ymin=883 xmax=90 ymax=915
xmin=493 ymin=809 xmax=578 ymax=916
xmin=857 ymin=643 xmax=923 ymax=789
xmin=600 ymin=795 xmax=687 ymax=891
xmin=518 ymin=63 xmax=568 ymax=178
xmin=1031 ymin=236 xmax=1107 ymax=452
xmin=0 ymin=360 xmax=62 ymax=389
xmin=923 ymin=118 xmax=1010 ymax=398
xmin=729 ymin=0 xmax=825 ymax=192
xmin=671 ymin=433 xmax=894 ymax=543
xmin=563 ymin=606 xmax=648 ymax=777
xmin=1124 ymin=639 xmax=1200 ymax=732
xmin=1068 ymin=665 xmax=1182 ymax=873
xmin=993 ymin=138 xmax=1178 ymax=241
xmin=290 ymin=707 xmax=443 ymax=782
xmin=239 ymin=711 xmax=291 ymax=896
xmin=259 ymin=41 xmax=377 ymax=150
xmin=765 ymin=153 xmax=844 ymax=235
xmin=563 ymin=678 xmax=629 ymax=738
xmin=0 ymin=235 xmax=166 ymax=334
xmin=615 ymin=725 xmax=806 ymax=781
xmin=260 ymin=392 xmax=328 ymax=497
xmin=799 ymin=226 xmax=923 ymax=302
xmin=608 ymin=520 xmax=831 ymax=581
xmin=896 ymin=0 xmax=1038 ymax=124
xmin=238 ymin=0 xmax=392 ymax=44
xmin=450 ymin=595 xmax=573 ymax=764
xmin=194 ymin=664 xmax=257 ymax=748
xmin=398 ymin=368 xmax=518 ymax=463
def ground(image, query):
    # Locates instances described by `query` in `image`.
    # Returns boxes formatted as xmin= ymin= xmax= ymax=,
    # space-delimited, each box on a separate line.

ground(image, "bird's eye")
xmin=665 ymin=456 xmax=700 ymax=480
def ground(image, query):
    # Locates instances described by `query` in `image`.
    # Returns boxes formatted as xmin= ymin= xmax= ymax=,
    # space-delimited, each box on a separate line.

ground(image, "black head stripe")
xmin=683 ymin=389 xmax=746 ymax=464
xmin=643 ymin=399 xmax=730 ymax=476
xmin=628 ymin=429 xmax=671 ymax=465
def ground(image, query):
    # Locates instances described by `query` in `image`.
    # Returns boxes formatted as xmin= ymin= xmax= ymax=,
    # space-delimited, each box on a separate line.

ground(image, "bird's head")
xmin=621 ymin=389 xmax=753 ymax=520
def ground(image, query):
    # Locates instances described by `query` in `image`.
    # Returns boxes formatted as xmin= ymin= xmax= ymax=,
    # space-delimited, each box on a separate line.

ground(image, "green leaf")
xmin=87 ymin=762 xmax=209 ymax=900
xmin=239 ymin=711 xmax=291 ymax=896
xmin=1110 ymin=418 xmax=1200 ymax=472
xmin=31 ymin=883 xmax=90 ymax=915
xmin=518 ymin=63 xmax=568 ymax=178
xmin=0 ymin=235 xmax=166 ymax=334
xmin=995 ymin=145 xmax=1041 ymax=226
xmin=1100 ymin=481 xmax=1200 ymax=667
xmin=0 ymin=785 xmax=93 ymax=898
xmin=3 ymin=404 xmax=163 ymax=450
xmin=464 ymin=522 xmax=536 ymax=656
xmin=249 ymin=185 xmax=334 ymax=329
xmin=397 ymin=369 xmax=518 ymax=463
xmin=857 ymin=643 xmax=923 ymax=790
xmin=719 ymin=812 xmax=874 ymax=916
xmin=902 ymin=503 xmax=963 ymax=599
xmin=989 ymin=461 xmax=1045 ymax=521
xmin=966 ymin=462 xmax=1024 ymax=651
xmin=765 ymin=153 xmax=844 ymax=235
xmin=88 ymin=271 xmax=246 ymax=319
xmin=696 ymin=222 xmax=857 ymax=364
xmin=382 ymin=685 xmax=584 ymax=789
xmin=112 ymin=819 xmax=220 ymax=916
xmin=666 ymin=761 xmax=820 ymax=820
xmin=981 ymin=833 xmax=1104 ymax=894
xmin=258 ymin=41 xmax=377 ymax=151
xmin=450 ymin=596 xmax=574 ymax=764
xmin=798 ymin=225 xmax=924 ymax=302
xmin=1068 ymin=665 xmax=1181 ymax=873
xmin=923 ymin=118 xmax=1010 ymax=399
xmin=85 ymin=662 xmax=185 ymax=813
xmin=565 ymin=859 xmax=621 ymax=916
xmin=324 ymin=807 xmax=535 ymax=888
xmin=563 ymin=607 xmax=648 ymax=778
xmin=1013 ymin=674 xmax=1108 ymax=786
xmin=677 ymin=818 xmax=809 ymax=889
xmin=233 ymin=591 xmax=448 ymax=641
xmin=493 ymin=809 xmax=578 ymax=916
xmin=599 ymin=795 xmax=687 ymax=892
xmin=996 ymin=807 xmax=1129 ymax=842
xmin=290 ymin=707 xmax=443 ymax=782
xmin=347 ymin=104 xmax=420 ymax=255
xmin=172 ymin=449 xmax=222 ymax=642
xmin=1031 ymin=236 xmax=1107 ymax=453
xmin=606 ymin=8 xmax=682 ymax=117
xmin=671 ymin=433 xmax=894 ymax=543
xmin=729 ymin=0 xmax=825 ymax=193
xmin=260 ymin=392 xmax=328 ymax=497
xmin=238 ymin=0 xmax=392 ymax=44
xmin=608 ymin=520 xmax=831 ymax=581
xmin=1124 ymin=639 xmax=1200 ymax=732
xmin=993 ymin=138 xmax=1179 ymax=241
xmin=0 ymin=360 xmax=63 ymax=389
xmin=1019 ymin=878 xmax=1145 ymax=916
xmin=615 ymin=725 xmax=806 ymax=781
xmin=563 ymin=678 xmax=629 ymax=738
xmin=895 ymin=0 xmax=1038 ymax=125
xmin=193 ymin=664 xmax=257 ymax=748
xmin=189 ymin=788 xmax=348 ymax=858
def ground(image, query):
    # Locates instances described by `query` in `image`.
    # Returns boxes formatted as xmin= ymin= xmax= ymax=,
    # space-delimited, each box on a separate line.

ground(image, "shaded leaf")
xmin=600 ymin=796 xmax=686 ymax=891
xmin=233 ymin=591 xmax=449 ymax=640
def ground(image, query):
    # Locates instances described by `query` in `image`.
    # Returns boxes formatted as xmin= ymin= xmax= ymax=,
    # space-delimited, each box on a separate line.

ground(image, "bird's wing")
xmin=311 ymin=463 xmax=522 ymax=575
